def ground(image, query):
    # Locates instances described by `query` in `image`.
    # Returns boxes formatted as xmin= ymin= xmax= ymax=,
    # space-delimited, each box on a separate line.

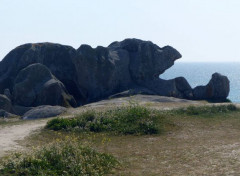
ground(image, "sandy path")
xmin=0 ymin=120 xmax=47 ymax=157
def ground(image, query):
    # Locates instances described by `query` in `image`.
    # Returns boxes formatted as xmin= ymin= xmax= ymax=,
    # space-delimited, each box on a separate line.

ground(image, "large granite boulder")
xmin=73 ymin=39 xmax=182 ymax=103
xmin=109 ymin=39 xmax=182 ymax=83
xmin=0 ymin=38 xmax=230 ymax=105
xmin=73 ymin=44 xmax=132 ymax=103
xmin=0 ymin=43 xmax=83 ymax=102
xmin=13 ymin=63 xmax=77 ymax=107
xmin=0 ymin=94 xmax=12 ymax=112
xmin=193 ymin=73 xmax=230 ymax=101
xmin=142 ymin=77 xmax=193 ymax=99
xmin=22 ymin=105 xmax=66 ymax=120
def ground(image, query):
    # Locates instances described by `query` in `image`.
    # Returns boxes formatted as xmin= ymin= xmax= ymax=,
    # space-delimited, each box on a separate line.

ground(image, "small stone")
xmin=22 ymin=105 xmax=67 ymax=120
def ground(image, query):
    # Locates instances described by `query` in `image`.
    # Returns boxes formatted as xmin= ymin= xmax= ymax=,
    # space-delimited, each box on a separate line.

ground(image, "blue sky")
xmin=0 ymin=0 xmax=239 ymax=62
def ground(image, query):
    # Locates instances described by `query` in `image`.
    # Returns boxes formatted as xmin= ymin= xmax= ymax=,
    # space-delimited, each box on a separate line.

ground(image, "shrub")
xmin=0 ymin=139 xmax=118 ymax=175
xmin=175 ymin=104 xmax=238 ymax=116
xmin=46 ymin=105 xmax=168 ymax=135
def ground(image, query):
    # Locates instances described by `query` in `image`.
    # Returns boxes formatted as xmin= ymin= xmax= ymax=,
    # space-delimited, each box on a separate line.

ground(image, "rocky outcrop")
xmin=73 ymin=44 xmax=132 ymax=103
xmin=13 ymin=63 xmax=76 ymax=107
xmin=193 ymin=73 xmax=230 ymax=101
xmin=0 ymin=94 xmax=13 ymax=112
xmin=0 ymin=43 xmax=82 ymax=102
xmin=109 ymin=87 xmax=157 ymax=99
xmin=109 ymin=40 xmax=182 ymax=83
xmin=13 ymin=105 xmax=33 ymax=116
xmin=142 ymin=77 xmax=193 ymax=99
xmin=0 ymin=109 xmax=17 ymax=118
xmin=0 ymin=38 xmax=230 ymax=112
xmin=4 ymin=89 xmax=12 ymax=100
xmin=22 ymin=105 xmax=67 ymax=120
xmin=73 ymin=39 xmax=182 ymax=103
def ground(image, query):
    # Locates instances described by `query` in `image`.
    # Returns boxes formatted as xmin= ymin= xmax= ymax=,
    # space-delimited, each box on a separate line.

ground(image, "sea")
xmin=160 ymin=62 xmax=240 ymax=103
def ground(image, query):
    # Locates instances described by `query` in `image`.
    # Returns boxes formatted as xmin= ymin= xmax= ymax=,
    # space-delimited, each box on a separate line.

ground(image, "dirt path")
xmin=0 ymin=120 xmax=47 ymax=157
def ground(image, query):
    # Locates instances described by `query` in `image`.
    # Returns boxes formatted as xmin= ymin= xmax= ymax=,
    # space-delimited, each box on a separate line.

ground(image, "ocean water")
xmin=160 ymin=62 xmax=240 ymax=103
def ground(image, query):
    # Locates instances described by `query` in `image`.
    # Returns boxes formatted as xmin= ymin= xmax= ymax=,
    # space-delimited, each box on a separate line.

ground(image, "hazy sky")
xmin=0 ymin=0 xmax=240 ymax=62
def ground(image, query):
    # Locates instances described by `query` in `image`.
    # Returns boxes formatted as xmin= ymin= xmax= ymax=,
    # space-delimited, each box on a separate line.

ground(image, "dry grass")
xmin=0 ymin=137 xmax=119 ymax=175
xmin=1 ymin=103 xmax=240 ymax=175
xmin=0 ymin=117 xmax=22 ymax=126
xmin=16 ymin=106 xmax=240 ymax=176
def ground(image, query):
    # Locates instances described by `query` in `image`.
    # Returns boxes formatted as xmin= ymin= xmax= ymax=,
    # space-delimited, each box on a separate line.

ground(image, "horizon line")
xmin=177 ymin=61 xmax=240 ymax=63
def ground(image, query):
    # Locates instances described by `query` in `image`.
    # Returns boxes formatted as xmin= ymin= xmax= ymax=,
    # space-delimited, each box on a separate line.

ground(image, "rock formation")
xmin=193 ymin=73 xmax=230 ymax=101
xmin=22 ymin=105 xmax=67 ymax=120
xmin=0 ymin=94 xmax=13 ymax=113
xmin=0 ymin=109 xmax=16 ymax=118
xmin=0 ymin=38 xmax=230 ymax=118
xmin=13 ymin=63 xmax=76 ymax=107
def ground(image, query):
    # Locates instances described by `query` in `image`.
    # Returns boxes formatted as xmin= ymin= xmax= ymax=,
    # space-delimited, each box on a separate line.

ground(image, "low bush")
xmin=46 ymin=105 xmax=168 ymax=135
xmin=0 ymin=139 xmax=118 ymax=176
xmin=175 ymin=104 xmax=237 ymax=116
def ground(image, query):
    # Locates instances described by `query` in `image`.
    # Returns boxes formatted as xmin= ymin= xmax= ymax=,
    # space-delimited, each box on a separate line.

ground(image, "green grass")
xmin=174 ymin=104 xmax=238 ymax=117
xmin=2 ymin=104 xmax=239 ymax=175
xmin=46 ymin=104 xmax=238 ymax=135
xmin=0 ymin=138 xmax=118 ymax=176
xmin=46 ymin=105 xmax=170 ymax=135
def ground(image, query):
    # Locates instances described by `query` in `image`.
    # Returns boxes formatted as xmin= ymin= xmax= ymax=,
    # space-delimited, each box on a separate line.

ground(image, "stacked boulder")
xmin=0 ymin=39 xmax=230 ymax=119
xmin=193 ymin=73 xmax=230 ymax=101
xmin=13 ymin=63 xmax=76 ymax=107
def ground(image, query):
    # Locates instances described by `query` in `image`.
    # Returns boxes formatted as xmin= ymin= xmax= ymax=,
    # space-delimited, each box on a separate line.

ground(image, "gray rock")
xmin=0 ymin=39 xmax=183 ymax=104
xmin=109 ymin=39 xmax=182 ymax=83
xmin=0 ymin=94 xmax=12 ymax=112
xmin=4 ymin=89 xmax=12 ymax=100
xmin=0 ymin=39 xmax=230 ymax=104
xmin=73 ymin=39 xmax=182 ymax=103
xmin=193 ymin=73 xmax=230 ymax=101
xmin=142 ymin=77 xmax=193 ymax=99
xmin=73 ymin=44 xmax=132 ymax=103
xmin=109 ymin=87 xmax=157 ymax=99
xmin=22 ymin=105 xmax=67 ymax=120
xmin=13 ymin=105 xmax=33 ymax=116
xmin=174 ymin=77 xmax=193 ymax=99
xmin=0 ymin=109 xmax=17 ymax=118
xmin=193 ymin=86 xmax=207 ymax=100
xmin=207 ymin=73 xmax=230 ymax=100
xmin=0 ymin=43 xmax=82 ymax=103
xmin=13 ymin=63 xmax=77 ymax=107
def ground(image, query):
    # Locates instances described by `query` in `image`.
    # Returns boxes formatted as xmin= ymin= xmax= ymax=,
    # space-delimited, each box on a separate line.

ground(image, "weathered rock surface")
xmin=4 ymin=89 xmax=12 ymax=100
xmin=193 ymin=73 xmax=230 ymax=101
xmin=0 ymin=109 xmax=17 ymax=118
xmin=0 ymin=43 xmax=81 ymax=102
xmin=0 ymin=94 xmax=13 ymax=112
xmin=13 ymin=63 xmax=76 ymax=107
xmin=109 ymin=39 xmax=182 ymax=83
xmin=73 ymin=44 xmax=132 ymax=103
xmin=0 ymin=38 xmax=230 ymax=108
xmin=142 ymin=77 xmax=193 ymax=99
xmin=109 ymin=87 xmax=157 ymax=99
xmin=13 ymin=105 xmax=33 ymax=116
xmin=74 ymin=39 xmax=183 ymax=103
xmin=22 ymin=105 xmax=67 ymax=120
